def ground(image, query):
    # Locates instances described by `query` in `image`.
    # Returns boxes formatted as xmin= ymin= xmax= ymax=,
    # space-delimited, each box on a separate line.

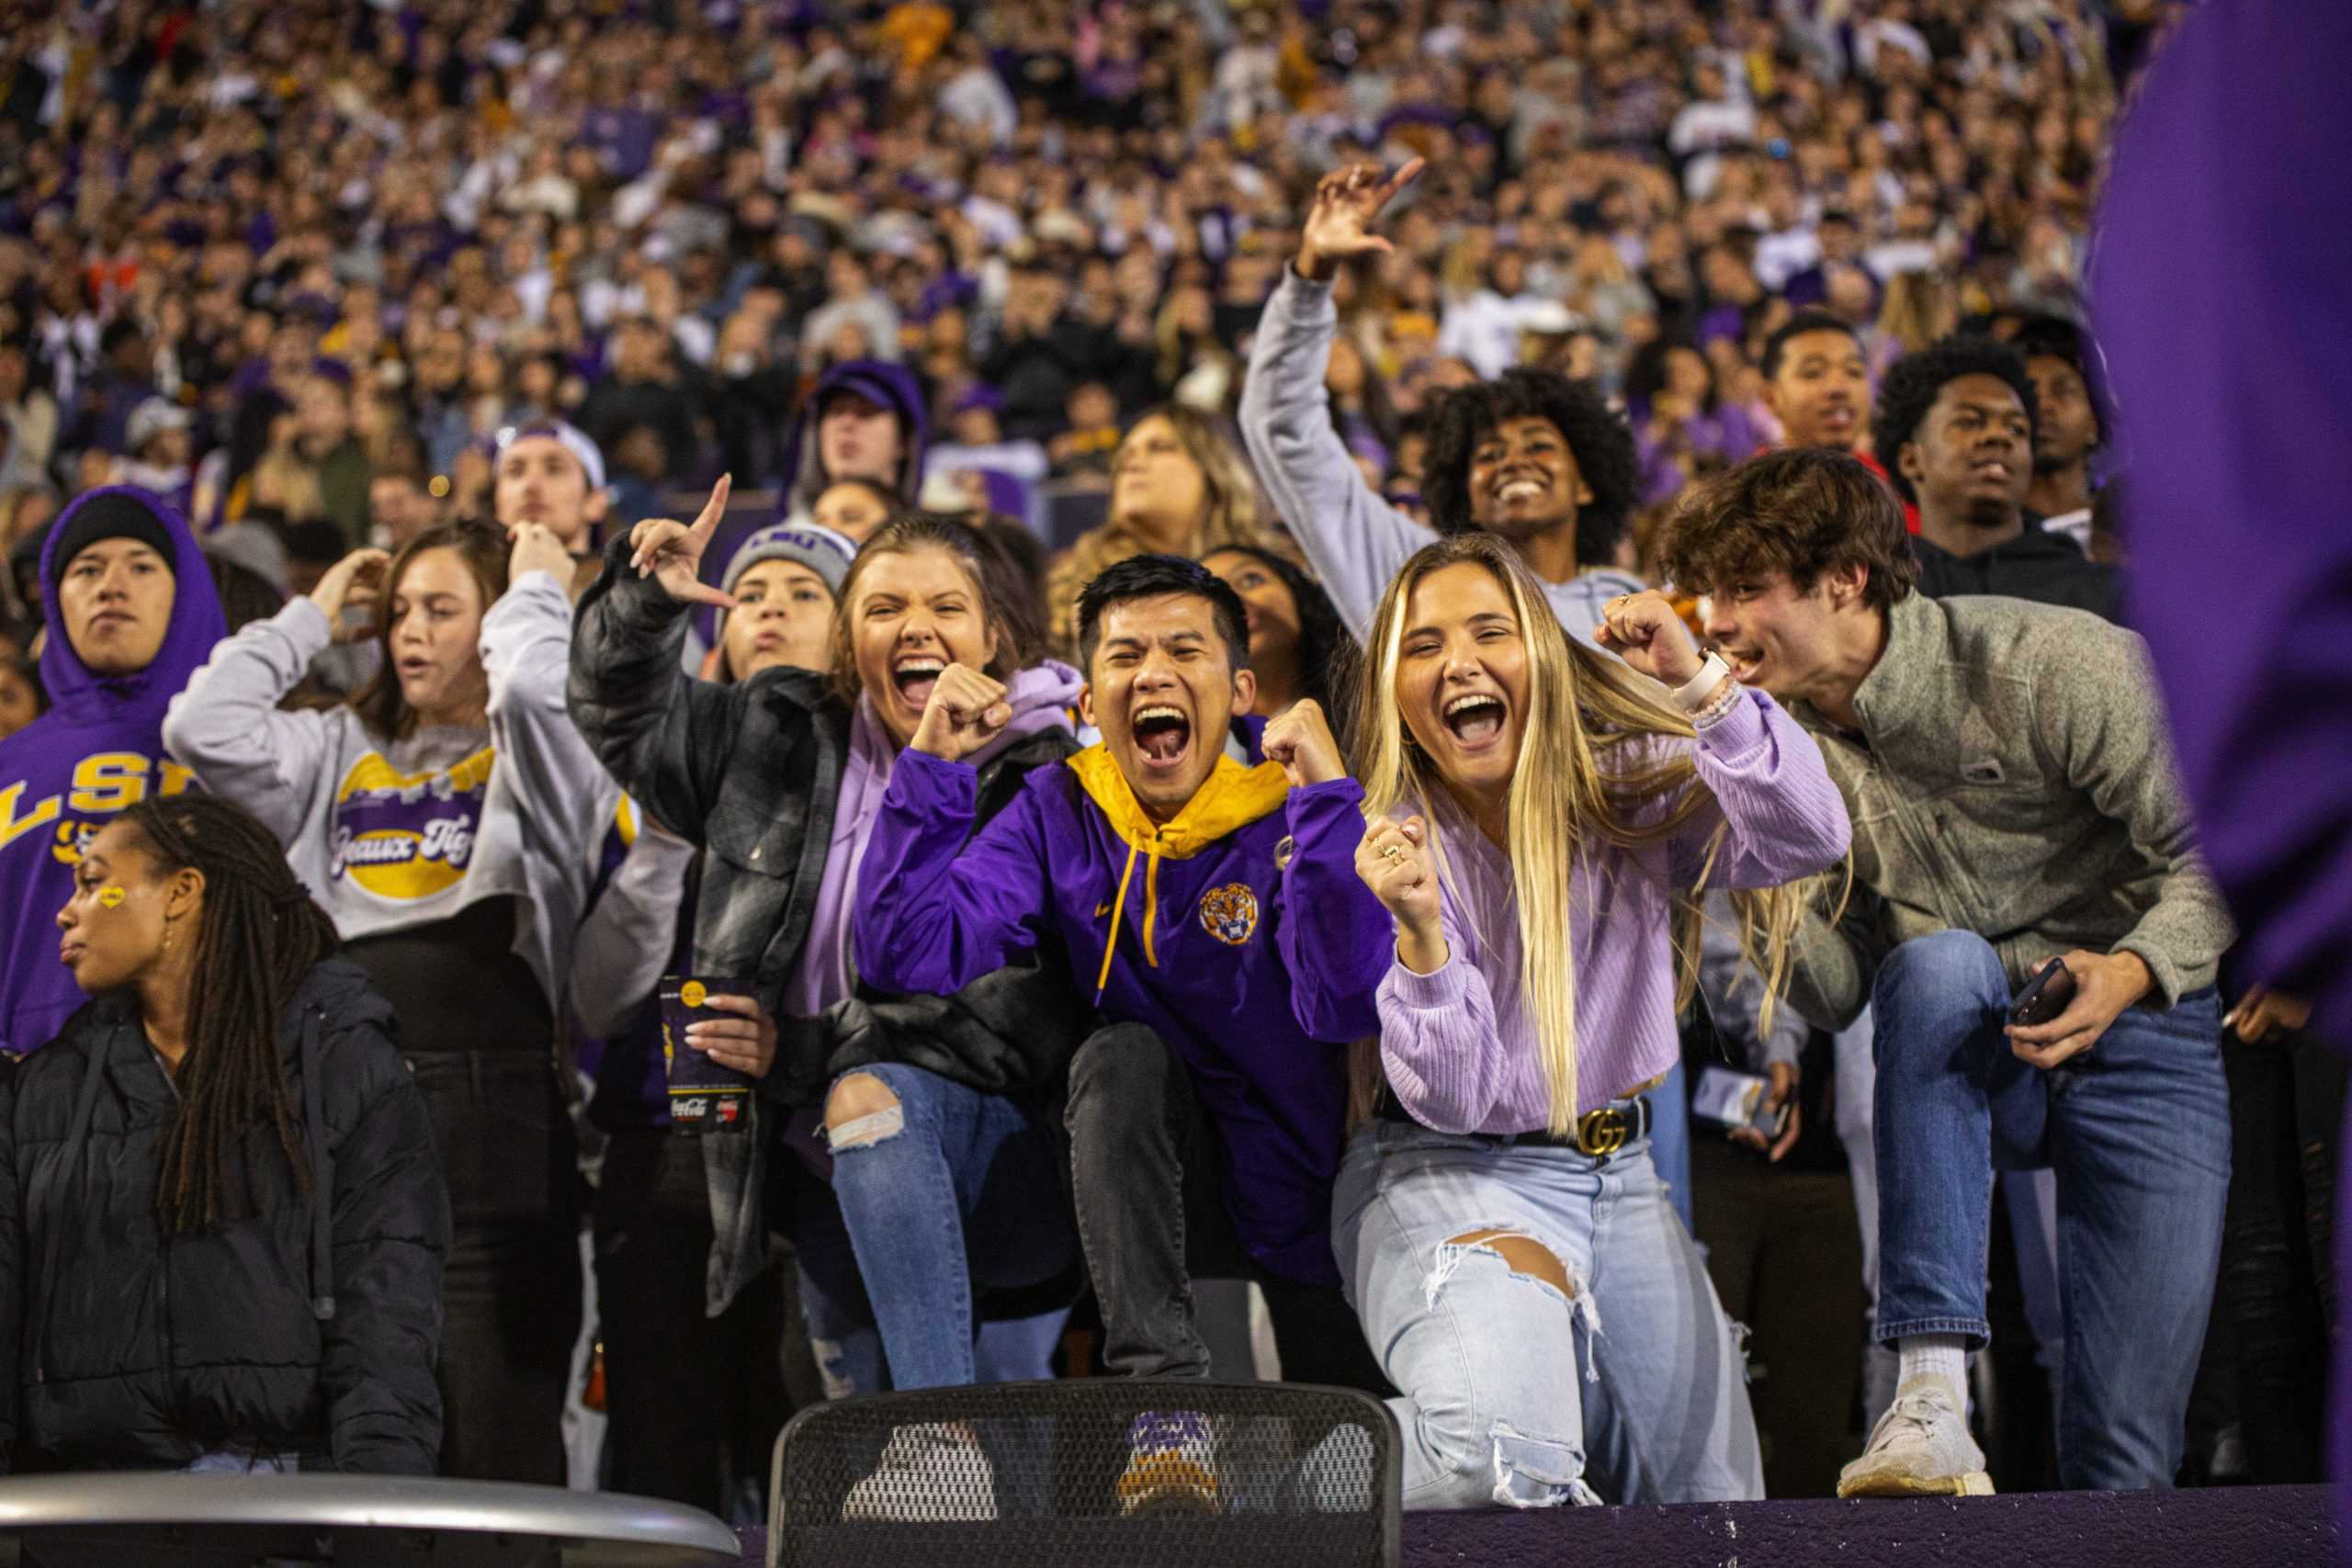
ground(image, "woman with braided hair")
xmin=2 ymin=794 xmax=448 ymax=1473
xmin=164 ymin=518 xmax=628 ymax=1482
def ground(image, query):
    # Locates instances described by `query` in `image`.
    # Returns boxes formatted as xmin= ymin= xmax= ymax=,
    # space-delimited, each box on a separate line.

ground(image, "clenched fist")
xmin=1357 ymin=815 xmax=1447 ymax=974
xmin=909 ymin=663 xmax=1012 ymax=763
xmin=1594 ymin=589 xmax=1708 ymax=687
xmin=1261 ymin=698 xmax=1347 ymax=789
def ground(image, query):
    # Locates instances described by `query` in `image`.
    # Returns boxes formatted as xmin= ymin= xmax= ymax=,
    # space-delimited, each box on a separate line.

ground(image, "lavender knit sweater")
xmin=1377 ymin=691 xmax=1850 ymax=1134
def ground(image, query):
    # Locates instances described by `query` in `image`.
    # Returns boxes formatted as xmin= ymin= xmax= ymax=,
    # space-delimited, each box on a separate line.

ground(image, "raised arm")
xmin=1592 ymin=591 xmax=1850 ymax=888
xmin=163 ymin=549 xmax=376 ymax=843
xmin=1353 ymin=812 xmax=1513 ymax=1133
xmin=850 ymin=747 xmax=1055 ymax=997
xmin=485 ymin=525 xmax=623 ymax=856
xmin=567 ymin=478 xmax=753 ymax=848
xmin=1262 ymin=701 xmax=1390 ymax=1041
xmin=1239 ymin=160 xmax=1435 ymax=640
xmin=1661 ymin=690 xmax=1851 ymax=889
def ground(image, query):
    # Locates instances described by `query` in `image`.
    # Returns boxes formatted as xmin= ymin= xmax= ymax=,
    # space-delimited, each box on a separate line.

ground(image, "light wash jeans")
xmin=1331 ymin=1118 xmax=1763 ymax=1510
xmin=1871 ymin=930 xmax=2229 ymax=1490
xmin=797 ymin=1062 xmax=1078 ymax=1394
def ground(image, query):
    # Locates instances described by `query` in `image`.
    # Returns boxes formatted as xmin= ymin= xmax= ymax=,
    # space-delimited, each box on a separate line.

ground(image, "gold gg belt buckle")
xmin=1577 ymin=1106 xmax=1630 ymax=1156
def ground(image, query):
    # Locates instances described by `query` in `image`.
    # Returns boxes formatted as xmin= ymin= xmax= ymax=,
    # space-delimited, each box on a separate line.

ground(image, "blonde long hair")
xmin=1350 ymin=534 xmax=1815 ymax=1137
xmin=1044 ymin=404 xmax=1270 ymax=660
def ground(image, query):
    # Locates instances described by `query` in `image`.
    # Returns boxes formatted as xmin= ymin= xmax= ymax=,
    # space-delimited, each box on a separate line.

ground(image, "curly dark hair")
xmin=1871 ymin=335 xmax=2040 ymax=504
xmin=1421 ymin=369 xmax=1642 ymax=567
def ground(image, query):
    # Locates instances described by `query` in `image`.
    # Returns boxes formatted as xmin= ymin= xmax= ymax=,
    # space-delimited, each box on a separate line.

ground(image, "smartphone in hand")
xmin=2009 ymin=958 xmax=2077 ymax=1028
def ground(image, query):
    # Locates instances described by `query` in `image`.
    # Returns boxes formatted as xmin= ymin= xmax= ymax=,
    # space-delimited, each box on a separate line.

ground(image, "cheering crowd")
xmin=0 ymin=0 xmax=2335 ymax=1526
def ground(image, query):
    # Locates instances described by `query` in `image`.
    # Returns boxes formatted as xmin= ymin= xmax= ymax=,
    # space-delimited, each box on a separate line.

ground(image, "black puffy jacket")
xmin=0 ymin=959 xmax=451 ymax=1473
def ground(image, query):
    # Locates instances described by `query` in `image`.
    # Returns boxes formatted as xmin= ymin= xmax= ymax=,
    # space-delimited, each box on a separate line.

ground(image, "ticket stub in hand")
xmin=660 ymin=976 xmax=753 ymax=1136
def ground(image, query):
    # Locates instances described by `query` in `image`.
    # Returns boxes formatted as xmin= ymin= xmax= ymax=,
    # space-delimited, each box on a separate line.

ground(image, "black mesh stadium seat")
xmin=766 ymin=1380 xmax=1401 ymax=1568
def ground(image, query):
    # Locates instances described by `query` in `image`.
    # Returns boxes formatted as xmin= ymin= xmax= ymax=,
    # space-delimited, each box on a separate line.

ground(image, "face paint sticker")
xmin=96 ymin=885 xmax=126 ymax=908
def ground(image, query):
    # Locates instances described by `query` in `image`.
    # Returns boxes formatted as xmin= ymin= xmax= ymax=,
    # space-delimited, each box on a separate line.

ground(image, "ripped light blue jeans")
xmin=1331 ymin=1118 xmax=1762 ymax=1510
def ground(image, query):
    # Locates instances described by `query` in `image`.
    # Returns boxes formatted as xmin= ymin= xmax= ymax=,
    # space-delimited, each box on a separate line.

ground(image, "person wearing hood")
xmin=161 ymin=517 xmax=625 ymax=1484
xmin=0 ymin=486 xmax=226 ymax=1061
xmin=853 ymin=554 xmax=1395 ymax=1511
xmin=5 ymin=794 xmax=448 ymax=1474
xmin=571 ymin=490 xmax=1092 ymax=1436
xmin=777 ymin=359 xmax=930 ymax=529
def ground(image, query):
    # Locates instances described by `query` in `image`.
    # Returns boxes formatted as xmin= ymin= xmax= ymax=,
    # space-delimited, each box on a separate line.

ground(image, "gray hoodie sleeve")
xmin=1240 ymin=268 xmax=1440 ymax=640
xmin=481 ymin=570 xmax=618 ymax=837
xmin=162 ymin=597 xmax=346 ymax=846
xmin=567 ymin=809 xmax=695 ymax=1039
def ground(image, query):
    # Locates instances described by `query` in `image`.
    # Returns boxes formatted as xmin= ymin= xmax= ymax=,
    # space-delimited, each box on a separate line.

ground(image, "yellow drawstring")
xmin=1093 ymin=837 xmax=1169 ymax=1002
xmin=1141 ymin=846 xmax=1162 ymax=967
xmin=1096 ymin=840 xmax=1143 ymax=1002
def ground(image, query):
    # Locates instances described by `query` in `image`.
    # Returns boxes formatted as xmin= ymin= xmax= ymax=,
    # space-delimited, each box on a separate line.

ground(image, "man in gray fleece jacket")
xmin=1665 ymin=449 xmax=2233 ymax=1500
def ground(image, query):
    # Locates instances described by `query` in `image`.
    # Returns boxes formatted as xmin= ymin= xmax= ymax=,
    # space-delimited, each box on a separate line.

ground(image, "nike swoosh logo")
xmin=1095 ymin=903 xmax=1113 ymax=918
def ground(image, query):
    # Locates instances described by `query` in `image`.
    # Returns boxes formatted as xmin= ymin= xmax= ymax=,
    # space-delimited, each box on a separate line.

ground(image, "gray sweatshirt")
xmin=163 ymin=572 xmax=628 ymax=1013
xmin=1240 ymin=268 xmax=1646 ymax=646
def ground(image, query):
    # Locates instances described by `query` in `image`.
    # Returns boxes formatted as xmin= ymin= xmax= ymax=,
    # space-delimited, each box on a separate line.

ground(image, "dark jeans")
xmin=593 ymin=1128 xmax=797 ymax=1513
xmin=406 ymin=1051 xmax=578 ymax=1484
xmin=1690 ymin=1135 xmax=1865 ymax=1497
xmin=1871 ymin=931 xmax=2229 ymax=1491
xmin=2220 ymin=1026 xmax=2345 ymax=1482
xmin=1063 ymin=1021 xmax=1387 ymax=1392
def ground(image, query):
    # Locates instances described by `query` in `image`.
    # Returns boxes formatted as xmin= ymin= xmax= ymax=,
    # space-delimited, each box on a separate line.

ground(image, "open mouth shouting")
xmin=1131 ymin=703 xmax=1193 ymax=773
xmin=1439 ymin=691 xmax=1508 ymax=752
xmin=892 ymin=655 xmax=945 ymax=713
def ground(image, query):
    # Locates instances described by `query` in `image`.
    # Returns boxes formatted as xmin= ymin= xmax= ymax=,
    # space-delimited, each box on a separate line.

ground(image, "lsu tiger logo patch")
xmin=1198 ymin=883 xmax=1260 ymax=946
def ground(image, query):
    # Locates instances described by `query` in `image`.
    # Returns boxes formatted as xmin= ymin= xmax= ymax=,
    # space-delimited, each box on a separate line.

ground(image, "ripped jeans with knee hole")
xmin=819 ymin=1062 xmax=1081 ymax=1392
xmin=1331 ymin=1119 xmax=1763 ymax=1510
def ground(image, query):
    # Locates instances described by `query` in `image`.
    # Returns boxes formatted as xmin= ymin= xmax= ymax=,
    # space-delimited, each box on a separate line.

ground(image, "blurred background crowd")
xmin=0 ymin=0 xmax=2150 ymax=629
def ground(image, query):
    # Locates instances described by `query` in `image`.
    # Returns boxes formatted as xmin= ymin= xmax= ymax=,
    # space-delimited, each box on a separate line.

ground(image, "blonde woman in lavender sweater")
xmin=1334 ymin=533 xmax=1849 ymax=1509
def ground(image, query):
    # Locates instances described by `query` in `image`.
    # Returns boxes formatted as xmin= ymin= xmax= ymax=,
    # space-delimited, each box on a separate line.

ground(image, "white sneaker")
xmin=841 ymin=1423 xmax=998 ymax=1521
xmin=1838 ymin=1375 xmax=1994 ymax=1498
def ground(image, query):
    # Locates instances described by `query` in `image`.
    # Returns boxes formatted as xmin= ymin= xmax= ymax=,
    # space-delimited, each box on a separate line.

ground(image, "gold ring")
xmin=1382 ymin=844 xmax=1406 ymax=863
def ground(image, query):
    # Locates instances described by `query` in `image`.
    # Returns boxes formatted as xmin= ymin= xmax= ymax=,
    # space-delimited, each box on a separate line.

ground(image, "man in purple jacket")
xmin=854 ymin=555 xmax=1393 ymax=1507
xmin=0 ymin=487 xmax=227 ymax=1057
